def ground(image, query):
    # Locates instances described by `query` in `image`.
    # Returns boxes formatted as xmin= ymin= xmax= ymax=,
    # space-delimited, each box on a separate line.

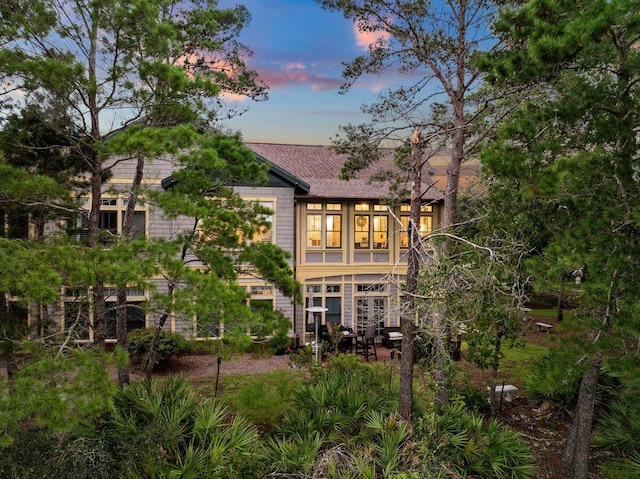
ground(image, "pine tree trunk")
xmin=433 ymin=306 xmax=449 ymax=406
xmin=399 ymin=129 xmax=423 ymax=421
xmin=116 ymin=288 xmax=130 ymax=387
xmin=144 ymin=312 xmax=171 ymax=380
xmin=562 ymin=354 xmax=602 ymax=479
xmin=87 ymin=9 xmax=106 ymax=347
xmin=115 ymin=153 xmax=144 ymax=387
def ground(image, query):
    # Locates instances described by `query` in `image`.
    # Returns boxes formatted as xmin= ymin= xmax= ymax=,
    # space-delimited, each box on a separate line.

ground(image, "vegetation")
xmin=127 ymin=329 xmax=188 ymax=370
xmin=0 ymin=350 xmax=540 ymax=479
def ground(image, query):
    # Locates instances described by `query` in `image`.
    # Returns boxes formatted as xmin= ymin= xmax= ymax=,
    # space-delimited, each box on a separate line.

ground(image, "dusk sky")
xmin=218 ymin=0 xmax=397 ymax=146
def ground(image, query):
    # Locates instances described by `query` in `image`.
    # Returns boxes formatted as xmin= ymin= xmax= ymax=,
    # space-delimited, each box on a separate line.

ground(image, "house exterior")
xmin=54 ymin=142 xmax=444 ymax=344
xmin=244 ymin=143 xmax=444 ymax=345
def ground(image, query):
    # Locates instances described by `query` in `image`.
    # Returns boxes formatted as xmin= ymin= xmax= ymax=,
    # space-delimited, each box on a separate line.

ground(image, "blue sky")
xmin=218 ymin=0 xmax=392 ymax=145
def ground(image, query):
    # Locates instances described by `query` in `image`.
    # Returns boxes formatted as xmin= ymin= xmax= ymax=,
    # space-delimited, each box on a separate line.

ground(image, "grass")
xmin=500 ymin=341 xmax=550 ymax=385
xmin=529 ymin=308 xmax=557 ymax=319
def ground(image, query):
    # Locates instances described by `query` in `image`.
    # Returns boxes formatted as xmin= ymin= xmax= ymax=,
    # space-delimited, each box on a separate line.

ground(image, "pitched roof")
xmin=247 ymin=143 xmax=444 ymax=202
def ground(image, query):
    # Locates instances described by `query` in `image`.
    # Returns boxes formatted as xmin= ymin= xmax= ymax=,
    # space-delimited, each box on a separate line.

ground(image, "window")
xmin=250 ymin=285 xmax=273 ymax=296
xmin=326 ymin=297 xmax=341 ymax=325
xmin=306 ymin=203 xmax=342 ymax=248
xmin=355 ymin=215 xmax=369 ymax=248
xmin=252 ymin=200 xmax=274 ymax=243
xmin=0 ymin=208 xmax=29 ymax=239
xmin=104 ymin=288 xmax=146 ymax=340
xmin=307 ymin=214 xmax=322 ymax=247
xmin=67 ymin=196 xmax=147 ymax=244
xmin=373 ymin=215 xmax=388 ymax=249
xmin=355 ymin=204 xmax=388 ymax=249
xmin=196 ymin=313 xmax=223 ymax=339
xmin=63 ymin=287 xmax=146 ymax=342
xmin=400 ymin=204 xmax=434 ymax=248
xmin=326 ymin=214 xmax=342 ymax=248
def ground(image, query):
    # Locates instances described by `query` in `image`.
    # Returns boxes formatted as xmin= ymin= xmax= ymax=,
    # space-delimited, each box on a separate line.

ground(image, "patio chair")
xmin=355 ymin=323 xmax=378 ymax=362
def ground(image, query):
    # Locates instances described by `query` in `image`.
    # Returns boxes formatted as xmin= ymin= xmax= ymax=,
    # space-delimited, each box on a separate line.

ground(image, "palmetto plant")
xmin=109 ymin=376 xmax=264 ymax=479
xmin=267 ymin=432 xmax=324 ymax=475
xmin=415 ymin=400 xmax=535 ymax=479
xmin=366 ymin=411 xmax=413 ymax=476
xmin=593 ymin=398 xmax=640 ymax=461
xmin=277 ymin=370 xmax=393 ymax=444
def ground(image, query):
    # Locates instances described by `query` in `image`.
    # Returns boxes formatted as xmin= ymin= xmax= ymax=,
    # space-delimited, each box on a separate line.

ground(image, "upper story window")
xmin=67 ymin=197 xmax=147 ymax=244
xmin=252 ymin=200 xmax=274 ymax=243
xmin=225 ymin=199 xmax=275 ymax=244
xmin=400 ymin=204 xmax=433 ymax=248
xmin=355 ymin=204 xmax=388 ymax=249
xmin=306 ymin=203 xmax=342 ymax=249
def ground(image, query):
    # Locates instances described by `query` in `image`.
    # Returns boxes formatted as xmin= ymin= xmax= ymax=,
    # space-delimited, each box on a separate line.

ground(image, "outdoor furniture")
xmin=535 ymin=322 xmax=554 ymax=333
xmin=382 ymin=326 xmax=402 ymax=349
xmin=341 ymin=330 xmax=358 ymax=353
xmin=487 ymin=384 xmax=519 ymax=402
xmin=356 ymin=323 xmax=378 ymax=361
xmin=387 ymin=331 xmax=403 ymax=350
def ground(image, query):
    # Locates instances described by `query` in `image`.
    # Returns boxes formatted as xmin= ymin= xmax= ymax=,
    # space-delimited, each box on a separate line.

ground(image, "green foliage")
xmin=127 ymin=328 xmax=187 ymax=369
xmin=221 ymin=370 xmax=301 ymax=429
xmin=0 ymin=426 xmax=119 ymax=479
xmin=277 ymin=361 xmax=396 ymax=444
xmin=593 ymin=398 xmax=640 ymax=457
xmin=267 ymin=432 xmax=324 ymax=475
xmin=600 ymin=452 xmax=640 ymax=479
xmin=525 ymin=348 xmax=623 ymax=413
xmin=109 ymin=376 xmax=266 ymax=479
xmin=288 ymin=344 xmax=314 ymax=368
xmin=0 ymin=347 xmax=116 ymax=443
xmin=183 ymin=338 xmax=231 ymax=358
xmin=415 ymin=400 xmax=535 ymax=479
xmin=499 ymin=341 xmax=550 ymax=384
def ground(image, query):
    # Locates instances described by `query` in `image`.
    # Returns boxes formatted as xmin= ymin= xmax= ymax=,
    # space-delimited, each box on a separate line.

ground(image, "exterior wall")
xmin=292 ymin=199 xmax=443 ymax=344
xmin=47 ymin=153 xmax=445 ymax=346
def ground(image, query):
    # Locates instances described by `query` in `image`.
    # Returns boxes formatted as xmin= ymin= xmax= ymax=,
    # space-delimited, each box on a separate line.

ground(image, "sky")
xmin=217 ymin=0 xmax=394 ymax=146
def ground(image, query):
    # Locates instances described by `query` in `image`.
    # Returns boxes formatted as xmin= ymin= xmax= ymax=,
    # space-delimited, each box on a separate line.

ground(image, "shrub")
xmin=415 ymin=399 xmax=535 ymax=479
xmin=127 ymin=328 xmax=187 ymax=369
xmin=0 ymin=426 xmax=119 ymax=479
xmin=221 ymin=370 xmax=301 ymax=429
xmin=107 ymin=377 xmax=267 ymax=478
xmin=525 ymin=348 xmax=622 ymax=415
xmin=593 ymin=397 xmax=640 ymax=457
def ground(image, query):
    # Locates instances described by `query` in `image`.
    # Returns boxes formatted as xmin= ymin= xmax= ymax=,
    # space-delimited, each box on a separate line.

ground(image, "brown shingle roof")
xmin=247 ymin=142 xmax=444 ymax=202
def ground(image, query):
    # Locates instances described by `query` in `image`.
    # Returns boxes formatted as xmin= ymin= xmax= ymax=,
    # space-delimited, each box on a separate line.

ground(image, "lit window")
xmin=419 ymin=216 xmax=433 ymax=236
xmin=355 ymin=215 xmax=369 ymax=248
xmin=373 ymin=215 xmax=388 ymax=249
xmin=400 ymin=209 xmax=434 ymax=248
xmin=307 ymin=214 xmax=322 ymax=247
xmin=326 ymin=214 xmax=342 ymax=248
xmin=306 ymin=204 xmax=344 ymax=249
xmin=400 ymin=216 xmax=410 ymax=248
xmin=355 ymin=205 xmax=388 ymax=250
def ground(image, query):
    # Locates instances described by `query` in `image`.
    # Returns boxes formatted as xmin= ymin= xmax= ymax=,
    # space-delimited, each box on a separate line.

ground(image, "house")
xmin=244 ymin=143 xmax=445 ymax=345
xmin=56 ymin=142 xmax=444 ymax=344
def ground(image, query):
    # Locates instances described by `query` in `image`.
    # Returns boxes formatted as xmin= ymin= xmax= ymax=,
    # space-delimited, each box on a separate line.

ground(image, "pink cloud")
xmin=353 ymin=20 xmax=390 ymax=50
xmin=257 ymin=66 xmax=342 ymax=92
